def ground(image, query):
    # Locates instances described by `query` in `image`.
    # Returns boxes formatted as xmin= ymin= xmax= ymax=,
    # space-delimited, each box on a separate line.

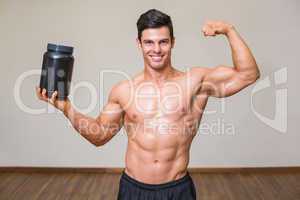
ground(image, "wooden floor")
xmin=0 ymin=172 xmax=299 ymax=200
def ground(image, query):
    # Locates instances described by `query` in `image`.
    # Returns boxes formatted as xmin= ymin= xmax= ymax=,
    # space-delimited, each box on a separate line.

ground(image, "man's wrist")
xmin=225 ymin=24 xmax=235 ymax=36
xmin=225 ymin=25 xmax=236 ymax=37
xmin=63 ymin=101 xmax=73 ymax=118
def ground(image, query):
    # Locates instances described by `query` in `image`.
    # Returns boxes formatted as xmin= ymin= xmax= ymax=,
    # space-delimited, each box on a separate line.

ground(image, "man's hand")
xmin=35 ymin=86 xmax=71 ymax=113
xmin=202 ymin=20 xmax=234 ymax=37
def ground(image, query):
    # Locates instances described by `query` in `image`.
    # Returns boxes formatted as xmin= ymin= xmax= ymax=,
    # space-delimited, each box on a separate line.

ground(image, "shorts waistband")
xmin=121 ymin=171 xmax=192 ymax=190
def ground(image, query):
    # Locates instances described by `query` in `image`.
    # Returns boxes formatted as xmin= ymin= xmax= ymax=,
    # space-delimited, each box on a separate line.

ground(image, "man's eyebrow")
xmin=142 ymin=38 xmax=170 ymax=42
xmin=142 ymin=39 xmax=153 ymax=42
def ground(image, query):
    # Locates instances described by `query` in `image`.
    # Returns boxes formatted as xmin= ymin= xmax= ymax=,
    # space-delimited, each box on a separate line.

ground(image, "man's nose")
xmin=153 ymin=44 xmax=161 ymax=53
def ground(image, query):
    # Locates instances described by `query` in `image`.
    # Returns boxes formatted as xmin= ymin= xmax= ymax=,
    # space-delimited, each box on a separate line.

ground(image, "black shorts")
xmin=117 ymin=171 xmax=196 ymax=200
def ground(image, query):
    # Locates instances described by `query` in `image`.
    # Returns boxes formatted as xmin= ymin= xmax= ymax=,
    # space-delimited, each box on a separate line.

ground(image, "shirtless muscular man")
xmin=36 ymin=9 xmax=260 ymax=200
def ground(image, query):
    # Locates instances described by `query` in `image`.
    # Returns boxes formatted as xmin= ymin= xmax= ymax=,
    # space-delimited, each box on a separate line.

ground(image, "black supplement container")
xmin=39 ymin=43 xmax=74 ymax=100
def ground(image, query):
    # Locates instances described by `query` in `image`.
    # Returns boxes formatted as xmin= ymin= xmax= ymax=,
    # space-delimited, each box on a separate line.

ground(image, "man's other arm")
xmin=193 ymin=21 xmax=260 ymax=97
xmin=64 ymin=85 xmax=124 ymax=146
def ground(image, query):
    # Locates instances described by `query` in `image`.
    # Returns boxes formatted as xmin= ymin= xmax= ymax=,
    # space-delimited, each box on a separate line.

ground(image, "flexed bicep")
xmin=196 ymin=21 xmax=260 ymax=98
xmin=194 ymin=66 xmax=256 ymax=98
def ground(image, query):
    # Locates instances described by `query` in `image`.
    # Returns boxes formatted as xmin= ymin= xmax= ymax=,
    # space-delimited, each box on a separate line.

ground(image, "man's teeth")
xmin=151 ymin=55 xmax=163 ymax=61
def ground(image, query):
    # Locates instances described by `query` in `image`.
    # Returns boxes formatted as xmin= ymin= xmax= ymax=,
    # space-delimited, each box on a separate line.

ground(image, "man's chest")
xmin=119 ymin=79 xmax=203 ymax=122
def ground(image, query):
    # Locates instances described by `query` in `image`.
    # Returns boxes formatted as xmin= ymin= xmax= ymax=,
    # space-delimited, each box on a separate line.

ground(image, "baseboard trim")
xmin=0 ymin=166 xmax=299 ymax=173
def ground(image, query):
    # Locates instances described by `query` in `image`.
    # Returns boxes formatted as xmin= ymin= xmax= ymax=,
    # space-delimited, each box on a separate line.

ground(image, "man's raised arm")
xmin=36 ymin=84 xmax=124 ymax=147
xmin=193 ymin=20 xmax=260 ymax=98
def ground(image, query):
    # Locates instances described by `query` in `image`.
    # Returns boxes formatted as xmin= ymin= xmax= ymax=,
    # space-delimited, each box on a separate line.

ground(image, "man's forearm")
xmin=63 ymin=105 xmax=107 ymax=146
xmin=226 ymin=27 xmax=260 ymax=80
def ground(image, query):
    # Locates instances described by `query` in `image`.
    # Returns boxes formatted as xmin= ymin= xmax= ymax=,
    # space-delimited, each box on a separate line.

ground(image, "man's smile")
xmin=149 ymin=55 xmax=164 ymax=62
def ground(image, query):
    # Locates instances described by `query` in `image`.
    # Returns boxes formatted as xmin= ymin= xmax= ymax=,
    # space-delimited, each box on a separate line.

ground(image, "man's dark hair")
xmin=136 ymin=9 xmax=174 ymax=41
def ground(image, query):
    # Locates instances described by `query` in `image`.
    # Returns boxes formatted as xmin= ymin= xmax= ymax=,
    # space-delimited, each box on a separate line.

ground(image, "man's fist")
xmin=202 ymin=20 xmax=234 ymax=37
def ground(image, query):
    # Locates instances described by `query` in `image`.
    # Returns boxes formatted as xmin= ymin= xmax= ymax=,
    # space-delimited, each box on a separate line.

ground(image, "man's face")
xmin=137 ymin=26 xmax=174 ymax=70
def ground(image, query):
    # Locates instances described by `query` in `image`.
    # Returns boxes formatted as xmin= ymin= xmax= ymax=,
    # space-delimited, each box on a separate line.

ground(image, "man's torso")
xmin=116 ymin=69 xmax=208 ymax=184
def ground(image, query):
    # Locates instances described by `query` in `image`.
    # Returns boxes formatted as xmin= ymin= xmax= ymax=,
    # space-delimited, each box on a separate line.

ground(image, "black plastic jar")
xmin=39 ymin=43 xmax=74 ymax=100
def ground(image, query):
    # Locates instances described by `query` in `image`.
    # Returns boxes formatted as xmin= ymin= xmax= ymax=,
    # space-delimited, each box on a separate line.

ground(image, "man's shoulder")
xmin=184 ymin=66 xmax=210 ymax=81
xmin=111 ymin=80 xmax=131 ymax=93
xmin=108 ymin=80 xmax=130 ymax=103
xmin=189 ymin=66 xmax=210 ymax=74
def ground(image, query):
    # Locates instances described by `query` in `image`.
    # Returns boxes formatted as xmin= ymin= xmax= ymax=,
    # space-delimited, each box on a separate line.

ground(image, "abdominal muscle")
xmin=124 ymin=119 xmax=194 ymax=184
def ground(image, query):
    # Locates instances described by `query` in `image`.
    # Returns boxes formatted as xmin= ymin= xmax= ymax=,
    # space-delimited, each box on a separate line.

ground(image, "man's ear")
xmin=136 ymin=38 xmax=142 ymax=49
xmin=171 ymin=37 xmax=175 ymax=48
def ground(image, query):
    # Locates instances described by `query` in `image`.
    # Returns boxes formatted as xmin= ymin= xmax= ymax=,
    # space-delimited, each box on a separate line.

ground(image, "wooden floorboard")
xmin=0 ymin=173 xmax=31 ymax=200
xmin=0 ymin=172 xmax=299 ymax=200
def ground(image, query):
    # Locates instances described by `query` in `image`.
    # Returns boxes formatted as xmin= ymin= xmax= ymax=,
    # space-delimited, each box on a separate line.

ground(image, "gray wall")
xmin=0 ymin=0 xmax=299 ymax=167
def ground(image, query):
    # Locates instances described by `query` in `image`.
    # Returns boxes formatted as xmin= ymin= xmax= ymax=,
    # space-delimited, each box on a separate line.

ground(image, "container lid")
xmin=47 ymin=43 xmax=73 ymax=54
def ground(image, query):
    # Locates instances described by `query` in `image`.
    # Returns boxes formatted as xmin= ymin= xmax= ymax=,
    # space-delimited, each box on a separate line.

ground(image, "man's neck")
xmin=143 ymin=64 xmax=175 ymax=85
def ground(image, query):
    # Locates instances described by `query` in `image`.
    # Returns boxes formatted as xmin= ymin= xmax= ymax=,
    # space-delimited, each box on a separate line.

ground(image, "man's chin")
xmin=150 ymin=65 xmax=165 ymax=70
xmin=149 ymin=61 xmax=165 ymax=69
